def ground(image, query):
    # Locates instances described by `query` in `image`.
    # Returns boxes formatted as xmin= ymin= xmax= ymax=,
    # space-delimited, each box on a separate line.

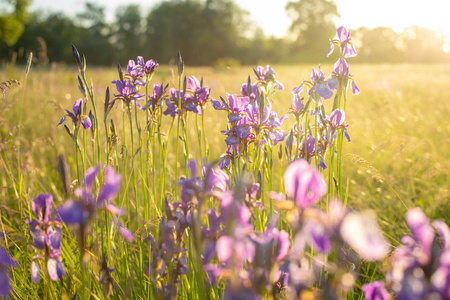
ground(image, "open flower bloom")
xmin=282 ymin=159 xmax=327 ymax=210
xmin=57 ymin=98 xmax=91 ymax=130
xmin=327 ymin=26 xmax=357 ymax=58
xmin=0 ymin=246 xmax=18 ymax=298
xmin=57 ymin=165 xmax=134 ymax=242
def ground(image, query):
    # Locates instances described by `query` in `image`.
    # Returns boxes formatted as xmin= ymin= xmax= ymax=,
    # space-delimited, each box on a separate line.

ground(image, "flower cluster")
xmin=27 ymin=193 xmax=65 ymax=283
xmin=0 ymin=246 xmax=18 ymax=298
xmin=163 ymin=76 xmax=211 ymax=118
xmin=57 ymin=165 xmax=134 ymax=243
xmin=212 ymin=67 xmax=288 ymax=169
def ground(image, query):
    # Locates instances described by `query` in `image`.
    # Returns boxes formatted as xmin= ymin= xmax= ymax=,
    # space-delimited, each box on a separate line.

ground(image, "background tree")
xmin=0 ymin=0 xmax=30 ymax=46
xmin=114 ymin=5 xmax=144 ymax=64
xmin=75 ymin=2 xmax=115 ymax=65
xmin=145 ymin=0 xmax=249 ymax=65
xmin=286 ymin=0 xmax=339 ymax=62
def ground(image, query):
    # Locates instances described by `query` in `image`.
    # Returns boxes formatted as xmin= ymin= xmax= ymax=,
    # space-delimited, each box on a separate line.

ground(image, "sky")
xmin=29 ymin=0 xmax=450 ymax=38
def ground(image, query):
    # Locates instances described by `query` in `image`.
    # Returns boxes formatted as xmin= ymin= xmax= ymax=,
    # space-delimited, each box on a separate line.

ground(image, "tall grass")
xmin=0 ymin=55 xmax=449 ymax=299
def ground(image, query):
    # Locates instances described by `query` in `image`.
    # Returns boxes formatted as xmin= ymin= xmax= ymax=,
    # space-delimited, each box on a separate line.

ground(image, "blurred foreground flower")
xmin=0 ymin=246 xmax=18 ymax=298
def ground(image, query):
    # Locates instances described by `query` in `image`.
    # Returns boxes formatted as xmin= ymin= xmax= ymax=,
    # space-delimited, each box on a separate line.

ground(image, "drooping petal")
xmin=351 ymin=80 xmax=360 ymax=95
xmin=112 ymin=217 xmax=134 ymax=242
xmin=47 ymin=257 xmax=65 ymax=281
xmin=0 ymin=247 xmax=18 ymax=268
xmin=326 ymin=43 xmax=335 ymax=57
xmin=28 ymin=221 xmax=46 ymax=250
xmin=80 ymin=115 xmax=92 ymax=130
xmin=211 ymin=98 xmax=226 ymax=110
xmin=57 ymin=200 xmax=88 ymax=225
xmin=315 ymin=82 xmax=334 ymax=100
xmin=46 ymin=225 xmax=62 ymax=252
xmin=97 ymin=166 xmax=121 ymax=206
xmin=31 ymin=260 xmax=40 ymax=284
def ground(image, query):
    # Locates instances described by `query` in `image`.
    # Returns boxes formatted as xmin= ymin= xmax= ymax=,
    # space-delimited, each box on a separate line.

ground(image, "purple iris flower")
xmin=310 ymin=65 xmax=334 ymax=100
xmin=362 ymin=281 xmax=390 ymax=300
xmin=226 ymin=93 xmax=250 ymax=123
xmin=26 ymin=193 xmax=65 ymax=283
xmin=282 ymin=159 xmax=327 ymax=210
xmin=143 ymin=83 xmax=167 ymax=113
xmin=113 ymin=79 xmax=144 ymax=107
xmin=57 ymin=166 xmax=134 ymax=242
xmin=327 ymin=26 xmax=357 ymax=58
xmin=187 ymin=76 xmax=210 ymax=107
xmin=254 ymin=65 xmax=284 ymax=90
xmin=126 ymin=60 xmax=145 ymax=86
xmin=291 ymin=85 xmax=305 ymax=117
xmin=241 ymin=82 xmax=258 ymax=102
xmin=386 ymin=207 xmax=450 ymax=300
xmin=57 ymin=98 xmax=91 ymax=130
xmin=0 ymin=246 xmax=18 ymax=298
xmin=331 ymin=58 xmax=360 ymax=95
xmin=136 ymin=56 xmax=159 ymax=76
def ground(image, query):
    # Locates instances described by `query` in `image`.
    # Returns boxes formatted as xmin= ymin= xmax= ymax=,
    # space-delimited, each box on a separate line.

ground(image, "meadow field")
xmin=0 ymin=55 xmax=449 ymax=299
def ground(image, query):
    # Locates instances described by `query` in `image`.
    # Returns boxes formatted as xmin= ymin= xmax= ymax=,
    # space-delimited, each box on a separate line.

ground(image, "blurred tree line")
xmin=1 ymin=0 xmax=449 ymax=66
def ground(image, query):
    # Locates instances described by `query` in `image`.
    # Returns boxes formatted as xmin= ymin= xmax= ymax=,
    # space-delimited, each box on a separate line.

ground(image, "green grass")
xmin=0 ymin=62 xmax=449 ymax=299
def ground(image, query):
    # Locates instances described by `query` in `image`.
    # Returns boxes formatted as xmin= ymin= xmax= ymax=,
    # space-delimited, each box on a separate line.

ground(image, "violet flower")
xmin=310 ymin=65 xmax=334 ymax=100
xmin=387 ymin=208 xmax=450 ymax=299
xmin=57 ymin=166 xmax=134 ymax=243
xmin=27 ymin=193 xmax=65 ymax=283
xmin=125 ymin=59 xmax=145 ymax=86
xmin=57 ymin=98 xmax=91 ymax=130
xmin=254 ymin=65 xmax=284 ymax=90
xmin=362 ymin=281 xmax=390 ymax=300
xmin=282 ymin=159 xmax=327 ymax=210
xmin=136 ymin=56 xmax=159 ymax=76
xmin=113 ymin=79 xmax=144 ymax=107
xmin=0 ymin=246 xmax=18 ymax=298
xmin=327 ymin=26 xmax=357 ymax=58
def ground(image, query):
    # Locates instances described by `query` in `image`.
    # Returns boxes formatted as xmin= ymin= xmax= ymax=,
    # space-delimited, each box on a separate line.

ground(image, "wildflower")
xmin=57 ymin=98 xmax=91 ymax=130
xmin=125 ymin=60 xmax=145 ymax=86
xmin=387 ymin=208 xmax=450 ymax=299
xmin=254 ymin=65 xmax=284 ymax=90
xmin=310 ymin=65 xmax=333 ymax=100
xmin=362 ymin=281 xmax=390 ymax=300
xmin=0 ymin=246 xmax=18 ymax=298
xmin=291 ymin=85 xmax=305 ymax=117
xmin=282 ymin=159 xmax=327 ymax=210
xmin=136 ymin=56 xmax=158 ymax=76
xmin=143 ymin=83 xmax=168 ymax=113
xmin=27 ymin=193 xmax=65 ymax=283
xmin=241 ymin=80 xmax=258 ymax=102
xmin=57 ymin=166 xmax=134 ymax=242
xmin=327 ymin=26 xmax=357 ymax=58
xmin=113 ymin=79 xmax=144 ymax=107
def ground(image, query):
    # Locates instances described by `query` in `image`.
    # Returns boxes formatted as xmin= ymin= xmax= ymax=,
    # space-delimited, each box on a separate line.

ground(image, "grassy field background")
xmin=0 ymin=62 xmax=449 ymax=298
